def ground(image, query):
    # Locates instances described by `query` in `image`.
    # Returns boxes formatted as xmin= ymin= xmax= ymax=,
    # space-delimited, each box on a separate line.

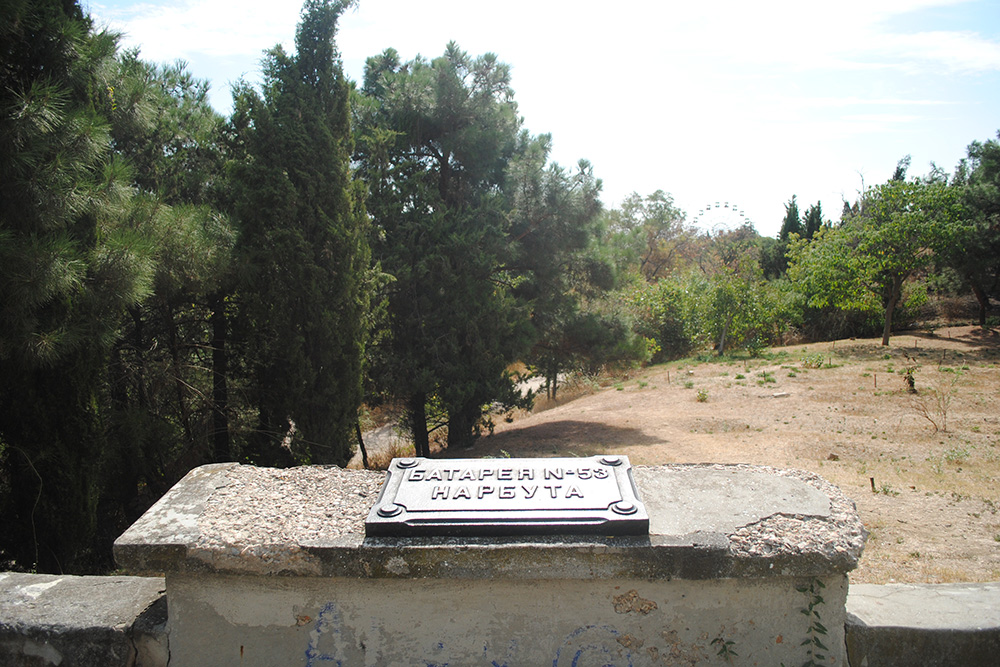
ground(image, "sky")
xmin=85 ymin=0 xmax=1000 ymax=237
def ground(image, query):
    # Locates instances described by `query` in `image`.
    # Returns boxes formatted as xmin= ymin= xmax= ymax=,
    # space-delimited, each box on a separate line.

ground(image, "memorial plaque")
xmin=364 ymin=455 xmax=648 ymax=537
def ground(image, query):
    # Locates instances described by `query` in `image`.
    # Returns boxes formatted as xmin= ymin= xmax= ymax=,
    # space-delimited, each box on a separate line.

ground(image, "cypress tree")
xmin=229 ymin=0 xmax=370 ymax=466
xmin=771 ymin=194 xmax=804 ymax=276
xmin=803 ymin=201 xmax=824 ymax=239
xmin=779 ymin=195 xmax=803 ymax=242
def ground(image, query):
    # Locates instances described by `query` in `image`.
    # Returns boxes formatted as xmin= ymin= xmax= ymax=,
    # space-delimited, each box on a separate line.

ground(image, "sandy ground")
xmin=443 ymin=325 xmax=1000 ymax=585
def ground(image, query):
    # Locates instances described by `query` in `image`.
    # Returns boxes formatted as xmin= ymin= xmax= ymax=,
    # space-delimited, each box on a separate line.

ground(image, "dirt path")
xmin=450 ymin=325 xmax=1000 ymax=584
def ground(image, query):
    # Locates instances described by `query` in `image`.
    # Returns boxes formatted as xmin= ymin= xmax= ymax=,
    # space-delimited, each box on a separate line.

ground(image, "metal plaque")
xmin=364 ymin=456 xmax=648 ymax=537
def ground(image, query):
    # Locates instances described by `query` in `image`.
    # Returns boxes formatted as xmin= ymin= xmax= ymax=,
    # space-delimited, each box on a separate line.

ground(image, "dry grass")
xmin=364 ymin=437 xmax=414 ymax=471
xmin=458 ymin=325 xmax=1000 ymax=584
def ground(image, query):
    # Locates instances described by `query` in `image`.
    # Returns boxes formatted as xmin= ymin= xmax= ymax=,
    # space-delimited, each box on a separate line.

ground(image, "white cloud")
xmin=879 ymin=31 xmax=1000 ymax=72
xmin=93 ymin=1 xmax=1000 ymax=81
xmin=779 ymin=96 xmax=953 ymax=108
xmin=92 ymin=0 xmax=301 ymax=61
xmin=86 ymin=0 xmax=999 ymax=237
xmin=611 ymin=0 xmax=1000 ymax=75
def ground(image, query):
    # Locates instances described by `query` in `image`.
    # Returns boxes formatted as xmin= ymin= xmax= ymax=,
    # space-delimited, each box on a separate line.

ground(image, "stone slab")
xmin=365 ymin=455 xmax=649 ymax=537
xmin=114 ymin=462 xmax=866 ymax=580
xmin=847 ymin=582 xmax=1000 ymax=630
xmin=846 ymin=582 xmax=1000 ymax=666
xmin=0 ymin=572 xmax=166 ymax=667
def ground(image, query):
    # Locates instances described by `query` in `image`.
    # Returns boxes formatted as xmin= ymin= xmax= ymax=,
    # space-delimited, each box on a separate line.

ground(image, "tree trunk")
xmin=408 ymin=392 xmax=430 ymax=458
xmin=355 ymin=421 xmax=369 ymax=469
xmin=165 ymin=308 xmax=195 ymax=449
xmin=881 ymin=277 xmax=903 ymax=346
xmin=126 ymin=305 xmax=149 ymax=409
xmin=447 ymin=404 xmax=477 ymax=449
xmin=211 ymin=293 xmax=230 ymax=462
xmin=968 ymin=278 xmax=989 ymax=326
xmin=716 ymin=317 xmax=731 ymax=356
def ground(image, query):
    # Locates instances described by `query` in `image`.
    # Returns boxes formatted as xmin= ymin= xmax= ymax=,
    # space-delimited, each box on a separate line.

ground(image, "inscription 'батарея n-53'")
xmin=364 ymin=456 xmax=648 ymax=537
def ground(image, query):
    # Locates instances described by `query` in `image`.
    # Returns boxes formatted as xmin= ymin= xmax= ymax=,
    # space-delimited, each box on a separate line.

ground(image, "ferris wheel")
xmin=691 ymin=201 xmax=753 ymax=235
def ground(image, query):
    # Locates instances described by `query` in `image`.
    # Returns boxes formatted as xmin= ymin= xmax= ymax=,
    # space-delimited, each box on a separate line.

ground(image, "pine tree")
xmin=356 ymin=43 xmax=528 ymax=452
xmin=105 ymin=56 xmax=236 ymax=480
xmin=947 ymin=134 xmax=1000 ymax=325
xmin=506 ymin=138 xmax=641 ymax=398
xmin=229 ymin=0 xmax=371 ymax=466
xmin=0 ymin=0 xmax=157 ymax=571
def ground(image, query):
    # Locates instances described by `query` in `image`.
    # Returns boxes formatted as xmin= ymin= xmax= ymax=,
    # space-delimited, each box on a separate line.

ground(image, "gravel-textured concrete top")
xmin=114 ymin=462 xmax=865 ymax=580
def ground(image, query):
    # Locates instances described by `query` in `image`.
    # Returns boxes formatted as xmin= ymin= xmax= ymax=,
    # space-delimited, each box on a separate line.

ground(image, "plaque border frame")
xmin=364 ymin=455 xmax=649 ymax=537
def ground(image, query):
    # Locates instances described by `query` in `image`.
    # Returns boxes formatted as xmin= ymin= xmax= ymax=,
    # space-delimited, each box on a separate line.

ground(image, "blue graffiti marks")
xmin=305 ymin=610 xmax=630 ymax=666
xmin=423 ymin=640 xmax=449 ymax=666
xmin=483 ymin=639 xmax=518 ymax=667
xmin=305 ymin=602 xmax=342 ymax=666
xmin=552 ymin=625 xmax=633 ymax=667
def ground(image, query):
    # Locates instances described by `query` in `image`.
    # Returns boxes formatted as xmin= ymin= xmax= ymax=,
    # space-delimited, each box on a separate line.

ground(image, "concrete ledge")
xmin=846 ymin=582 xmax=1000 ymax=666
xmin=111 ymin=461 xmax=869 ymax=664
xmin=114 ymin=462 xmax=867 ymax=580
xmin=0 ymin=573 xmax=167 ymax=667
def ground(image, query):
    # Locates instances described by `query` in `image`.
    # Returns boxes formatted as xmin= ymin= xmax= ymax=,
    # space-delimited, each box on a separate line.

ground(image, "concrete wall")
xmin=4 ymin=573 xmax=999 ymax=666
xmin=3 ymin=462 xmax=996 ymax=665
xmin=108 ymin=461 xmax=870 ymax=666
xmin=164 ymin=572 xmax=848 ymax=666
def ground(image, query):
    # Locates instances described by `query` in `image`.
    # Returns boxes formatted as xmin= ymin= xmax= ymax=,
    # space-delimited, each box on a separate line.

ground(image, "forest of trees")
xmin=2 ymin=0 xmax=998 ymax=574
